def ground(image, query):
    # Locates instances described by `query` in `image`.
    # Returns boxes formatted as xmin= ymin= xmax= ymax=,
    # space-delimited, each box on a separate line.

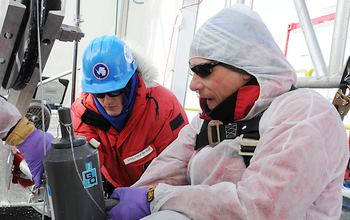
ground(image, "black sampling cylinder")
xmin=43 ymin=107 xmax=106 ymax=220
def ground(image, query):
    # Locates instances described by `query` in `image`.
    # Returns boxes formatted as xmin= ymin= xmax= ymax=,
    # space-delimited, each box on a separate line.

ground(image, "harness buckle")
xmin=332 ymin=87 xmax=350 ymax=120
xmin=225 ymin=123 xmax=237 ymax=138
xmin=208 ymin=120 xmax=223 ymax=147
xmin=238 ymin=134 xmax=258 ymax=156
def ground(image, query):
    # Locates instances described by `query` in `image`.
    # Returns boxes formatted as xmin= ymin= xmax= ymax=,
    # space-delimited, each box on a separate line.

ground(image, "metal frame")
xmin=0 ymin=0 xmax=26 ymax=88
xmin=294 ymin=0 xmax=350 ymax=88
xmin=0 ymin=0 xmax=83 ymax=115
xmin=8 ymin=10 xmax=65 ymax=116
xmin=0 ymin=1 xmax=66 ymax=115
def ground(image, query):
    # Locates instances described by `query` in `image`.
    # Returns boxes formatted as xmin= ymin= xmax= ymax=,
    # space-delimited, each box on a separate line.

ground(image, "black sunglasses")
xmin=189 ymin=60 xmax=220 ymax=78
xmin=93 ymin=89 xmax=122 ymax=99
xmin=190 ymin=60 xmax=250 ymax=78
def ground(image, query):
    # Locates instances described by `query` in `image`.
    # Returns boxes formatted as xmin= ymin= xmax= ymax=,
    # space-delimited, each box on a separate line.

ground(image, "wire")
xmin=162 ymin=0 xmax=203 ymax=86
xmin=35 ymin=1 xmax=49 ymax=219
xmin=36 ymin=0 xmax=46 ymax=153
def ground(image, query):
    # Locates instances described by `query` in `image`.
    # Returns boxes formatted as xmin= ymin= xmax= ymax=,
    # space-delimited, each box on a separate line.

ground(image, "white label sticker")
xmin=124 ymin=145 xmax=154 ymax=165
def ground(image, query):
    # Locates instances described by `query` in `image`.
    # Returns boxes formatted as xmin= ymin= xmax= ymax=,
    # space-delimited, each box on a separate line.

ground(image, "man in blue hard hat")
xmin=71 ymin=35 xmax=189 ymax=193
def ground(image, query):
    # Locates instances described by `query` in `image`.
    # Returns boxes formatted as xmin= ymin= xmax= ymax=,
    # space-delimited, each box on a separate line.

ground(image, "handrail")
xmin=37 ymin=66 xmax=82 ymax=86
xmin=295 ymin=69 xmax=309 ymax=77
xmin=185 ymin=107 xmax=200 ymax=112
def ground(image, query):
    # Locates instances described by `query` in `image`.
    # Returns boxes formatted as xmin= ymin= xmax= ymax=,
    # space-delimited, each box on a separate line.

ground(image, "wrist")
xmin=147 ymin=187 xmax=156 ymax=202
xmin=5 ymin=117 xmax=36 ymax=147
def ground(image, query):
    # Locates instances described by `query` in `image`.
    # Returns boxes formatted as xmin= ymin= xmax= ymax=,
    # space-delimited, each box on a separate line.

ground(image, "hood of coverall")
xmin=0 ymin=97 xmax=22 ymax=139
xmin=189 ymin=3 xmax=297 ymax=119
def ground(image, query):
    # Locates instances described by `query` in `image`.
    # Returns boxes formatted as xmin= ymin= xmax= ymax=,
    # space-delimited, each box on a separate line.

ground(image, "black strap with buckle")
xmin=195 ymin=114 xmax=262 ymax=151
xmin=195 ymin=114 xmax=263 ymax=167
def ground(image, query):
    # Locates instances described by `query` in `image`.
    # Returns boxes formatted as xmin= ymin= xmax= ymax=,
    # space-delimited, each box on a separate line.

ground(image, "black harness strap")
xmin=195 ymin=113 xmax=263 ymax=167
xmin=195 ymin=115 xmax=262 ymax=150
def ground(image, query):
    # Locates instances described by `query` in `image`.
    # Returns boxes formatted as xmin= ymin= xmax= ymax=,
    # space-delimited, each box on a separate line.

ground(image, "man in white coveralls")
xmin=107 ymin=3 xmax=349 ymax=219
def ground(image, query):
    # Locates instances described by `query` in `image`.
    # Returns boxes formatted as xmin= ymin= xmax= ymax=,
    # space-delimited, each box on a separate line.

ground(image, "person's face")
xmin=189 ymin=58 xmax=252 ymax=110
xmin=95 ymin=94 xmax=124 ymax=116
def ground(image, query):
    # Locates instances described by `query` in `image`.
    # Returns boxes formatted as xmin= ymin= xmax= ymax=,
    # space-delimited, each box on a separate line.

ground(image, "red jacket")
xmin=71 ymin=72 xmax=188 ymax=187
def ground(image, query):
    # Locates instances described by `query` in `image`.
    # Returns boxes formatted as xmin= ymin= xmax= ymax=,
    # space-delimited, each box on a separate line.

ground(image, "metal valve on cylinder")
xmin=43 ymin=107 xmax=106 ymax=220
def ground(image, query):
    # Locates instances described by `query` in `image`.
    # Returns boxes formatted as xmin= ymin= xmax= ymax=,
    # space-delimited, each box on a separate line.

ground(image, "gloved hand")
xmin=5 ymin=117 xmax=54 ymax=188
xmin=108 ymin=187 xmax=153 ymax=220
xmin=17 ymin=129 xmax=54 ymax=188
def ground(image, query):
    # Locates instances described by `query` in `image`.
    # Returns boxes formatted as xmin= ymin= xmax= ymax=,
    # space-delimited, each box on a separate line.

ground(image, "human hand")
xmin=17 ymin=129 xmax=54 ymax=188
xmin=108 ymin=187 xmax=152 ymax=220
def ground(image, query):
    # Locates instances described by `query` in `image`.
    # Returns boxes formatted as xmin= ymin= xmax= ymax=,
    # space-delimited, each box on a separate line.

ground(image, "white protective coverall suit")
xmin=0 ymin=97 xmax=22 ymax=139
xmin=133 ymin=3 xmax=349 ymax=220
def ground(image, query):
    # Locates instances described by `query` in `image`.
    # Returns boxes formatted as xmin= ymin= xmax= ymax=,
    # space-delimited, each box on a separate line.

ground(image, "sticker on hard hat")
xmin=82 ymin=162 xmax=98 ymax=188
xmin=93 ymin=63 xmax=109 ymax=80
xmin=124 ymin=45 xmax=133 ymax=63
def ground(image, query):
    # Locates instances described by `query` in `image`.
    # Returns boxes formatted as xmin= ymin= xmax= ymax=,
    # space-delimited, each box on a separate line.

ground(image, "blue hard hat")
xmin=81 ymin=35 xmax=137 ymax=94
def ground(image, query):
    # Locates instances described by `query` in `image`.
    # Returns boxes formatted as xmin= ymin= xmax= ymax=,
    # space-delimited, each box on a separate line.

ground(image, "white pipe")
xmin=297 ymin=75 xmax=341 ymax=88
xmin=37 ymin=66 xmax=81 ymax=86
xmin=328 ymin=0 xmax=350 ymax=76
xmin=293 ymin=0 xmax=328 ymax=79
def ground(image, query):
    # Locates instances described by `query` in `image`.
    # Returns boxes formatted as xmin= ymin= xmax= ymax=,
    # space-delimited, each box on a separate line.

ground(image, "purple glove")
xmin=17 ymin=129 xmax=54 ymax=188
xmin=108 ymin=187 xmax=151 ymax=220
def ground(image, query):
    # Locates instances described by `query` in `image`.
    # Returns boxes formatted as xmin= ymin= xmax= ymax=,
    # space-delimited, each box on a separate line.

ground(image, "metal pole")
xmin=71 ymin=0 xmax=81 ymax=105
xmin=37 ymin=66 xmax=81 ymax=86
xmin=296 ymin=75 xmax=341 ymax=88
xmin=328 ymin=0 xmax=350 ymax=76
xmin=293 ymin=0 xmax=328 ymax=79
xmin=115 ymin=0 xmax=129 ymax=38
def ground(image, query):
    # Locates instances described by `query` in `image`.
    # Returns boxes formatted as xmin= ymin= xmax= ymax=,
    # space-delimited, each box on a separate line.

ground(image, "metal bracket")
xmin=333 ymin=87 xmax=350 ymax=120
xmin=56 ymin=24 xmax=84 ymax=42
xmin=225 ymin=122 xmax=237 ymax=139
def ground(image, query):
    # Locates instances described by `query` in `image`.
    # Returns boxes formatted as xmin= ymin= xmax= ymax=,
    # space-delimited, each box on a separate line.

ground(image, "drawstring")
xmin=146 ymin=94 xmax=159 ymax=120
